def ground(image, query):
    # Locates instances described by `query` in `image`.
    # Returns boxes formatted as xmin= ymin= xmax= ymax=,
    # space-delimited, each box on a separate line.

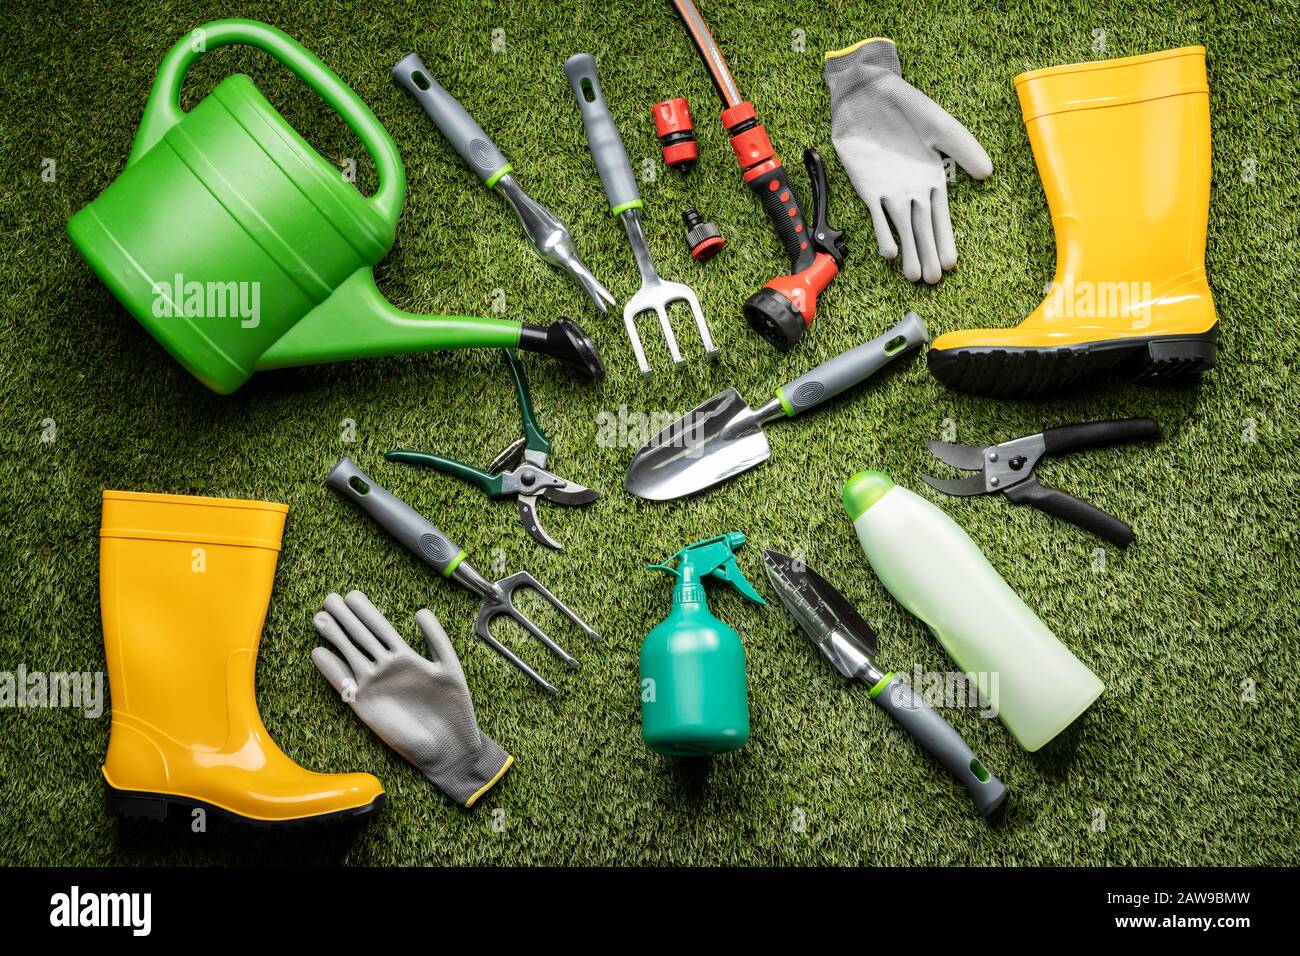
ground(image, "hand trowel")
xmin=762 ymin=549 xmax=1008 ymax=818
xmin=624 ymin=312 xmax=928 ymax=501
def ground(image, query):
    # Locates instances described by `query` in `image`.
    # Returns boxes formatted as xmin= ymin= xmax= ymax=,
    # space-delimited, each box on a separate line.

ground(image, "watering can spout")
xmin=256 ymin=268 xmax=518 ymax=369
xmin=256 ymin=268 xmax=605 ymax=379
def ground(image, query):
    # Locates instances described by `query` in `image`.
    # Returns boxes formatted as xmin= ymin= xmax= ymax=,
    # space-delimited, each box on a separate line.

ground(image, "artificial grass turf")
xmin=1 ymin=0 xmax=1297 ymax=866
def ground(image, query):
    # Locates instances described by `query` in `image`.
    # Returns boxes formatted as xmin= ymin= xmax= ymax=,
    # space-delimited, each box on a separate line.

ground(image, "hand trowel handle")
xmin=392 ymin=53 xmax=511 ymax=185
xmin=774 ymin=311 xmax=929 ymax=417
xmin=872 ymin=675 xmax=1009 ymax=818
xmin=325 ymin=458 xmax=467 ymax=577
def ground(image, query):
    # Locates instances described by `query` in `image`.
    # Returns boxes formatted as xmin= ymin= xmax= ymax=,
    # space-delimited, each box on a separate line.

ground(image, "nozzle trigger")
xmin=804 ymin=148 xmax=845 ymax=265
xmin=709 ymin=558 xmax=767 ymax=605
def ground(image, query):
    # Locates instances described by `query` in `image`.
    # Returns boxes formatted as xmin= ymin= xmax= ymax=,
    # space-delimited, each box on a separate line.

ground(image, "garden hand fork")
xmin=327 ymin=458 xmax=599 ymax=693
xmin=566 ymin=52 xmax=717 ymax=374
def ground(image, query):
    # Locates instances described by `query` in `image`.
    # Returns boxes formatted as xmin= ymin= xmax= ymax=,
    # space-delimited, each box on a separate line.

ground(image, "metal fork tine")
xmin=623 ymin=309 xmax=652 ymax=375
xmin=655 ymin=304 xmax=685 ymax=365
xmin=493 ymin=574 xmax=579 ymax=665
xmin=475 ymin=612 xmax=559 ymax=694
xmin=516 ymin=573 xmax=602 ymax=642
xmin=467 ymin=570 xmax=599 ymax=692
xmin=559 ymin=253 xmax=617 ymax=313
xmin=682 ymin=288 xmax=718 ymax=356
xmin=508 ymin=606 xmax=580 ymax=668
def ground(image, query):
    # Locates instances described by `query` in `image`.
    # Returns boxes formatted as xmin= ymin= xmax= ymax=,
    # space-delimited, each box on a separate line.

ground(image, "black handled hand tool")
xmin=670 ymin=0 xmax=846 ymax=352
xmin=922 ymin=418 xmax=1162 ymax=547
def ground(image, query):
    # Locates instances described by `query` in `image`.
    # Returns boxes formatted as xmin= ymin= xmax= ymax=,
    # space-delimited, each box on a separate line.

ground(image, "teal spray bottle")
xmin=640 ymin=533 xmax=766 ymax=756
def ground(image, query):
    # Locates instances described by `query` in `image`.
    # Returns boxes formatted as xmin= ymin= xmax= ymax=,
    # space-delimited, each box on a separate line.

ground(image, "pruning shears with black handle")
xmin=922 ymin=418 xmax=1161 ymax=547
xmin=385 ymin=350 xmax=598 ymax=551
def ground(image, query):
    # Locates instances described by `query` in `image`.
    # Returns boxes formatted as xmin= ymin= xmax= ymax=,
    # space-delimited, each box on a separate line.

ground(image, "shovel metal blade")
xmin=624 ymin=388 xmax=770 ymax=501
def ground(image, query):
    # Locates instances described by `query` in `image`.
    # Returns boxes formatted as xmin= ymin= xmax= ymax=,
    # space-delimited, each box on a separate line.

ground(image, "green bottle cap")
xmin=842 ymin=470 xmax=895 ymax=521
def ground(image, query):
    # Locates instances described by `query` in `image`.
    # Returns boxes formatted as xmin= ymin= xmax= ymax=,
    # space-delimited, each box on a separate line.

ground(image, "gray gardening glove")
xmin=824 ymin=38 xmax=992 ymax=283
xmin=312 ymin=591 xmax=513 ymax=808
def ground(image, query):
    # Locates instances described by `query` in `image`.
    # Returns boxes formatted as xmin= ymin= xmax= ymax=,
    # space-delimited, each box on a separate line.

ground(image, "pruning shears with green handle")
xmin=385 ymin=349 xmax=598 ymax=551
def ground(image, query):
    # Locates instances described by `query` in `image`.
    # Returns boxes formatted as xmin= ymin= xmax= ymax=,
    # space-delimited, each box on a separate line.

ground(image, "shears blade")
xmin=925 ymin=439 xmax=989 ymax=471
xmin=919 ymin=473 xmax=989 ymax=497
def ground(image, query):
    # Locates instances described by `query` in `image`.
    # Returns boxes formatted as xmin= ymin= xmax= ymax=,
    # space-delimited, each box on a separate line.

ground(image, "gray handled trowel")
xmin=624 ymin=312 xmax=928 ymax=501
xmin=763 ymin=549 xmax=1008 ymax=818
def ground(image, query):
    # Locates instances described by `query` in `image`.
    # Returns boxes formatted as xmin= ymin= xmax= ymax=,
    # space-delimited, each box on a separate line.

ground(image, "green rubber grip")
xmin=383 ymin=450 xmax=505 ymax=497
xmin=502 ymin=350 xmax=550 ymax=456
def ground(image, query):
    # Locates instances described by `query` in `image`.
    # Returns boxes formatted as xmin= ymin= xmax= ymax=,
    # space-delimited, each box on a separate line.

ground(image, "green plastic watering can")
xmin=67 ymin=19 xmax=602 ymax=394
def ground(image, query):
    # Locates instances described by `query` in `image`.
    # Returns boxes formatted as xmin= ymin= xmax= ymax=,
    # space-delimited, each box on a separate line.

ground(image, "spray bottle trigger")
xmin=708 ymin=558 xmax=767 ymax=605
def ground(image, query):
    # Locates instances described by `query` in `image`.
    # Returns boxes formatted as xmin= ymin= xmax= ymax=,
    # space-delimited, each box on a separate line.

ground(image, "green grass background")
xmin=1 ymin=0 xmax=1297 ymax=866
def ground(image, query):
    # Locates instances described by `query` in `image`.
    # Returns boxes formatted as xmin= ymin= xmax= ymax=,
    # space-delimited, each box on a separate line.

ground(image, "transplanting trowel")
xmin=393 ymin=53 xmax=615 ymax=314
xmin=624 ymin=313 xmax=928 ymax=500
xmin=762 ymin=550 xmax=1008 ymax=818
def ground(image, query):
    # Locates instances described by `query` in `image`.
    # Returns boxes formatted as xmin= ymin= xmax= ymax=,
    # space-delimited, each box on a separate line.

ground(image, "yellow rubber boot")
xmin=929 ymin=46 xmax=1217 ymax=396
xmin=100 ymin=491 xmax=384 ymax=826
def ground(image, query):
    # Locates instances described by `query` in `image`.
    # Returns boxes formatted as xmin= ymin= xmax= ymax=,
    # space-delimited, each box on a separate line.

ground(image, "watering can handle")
xmin=128 ymin=18 xmax=405 ymax=224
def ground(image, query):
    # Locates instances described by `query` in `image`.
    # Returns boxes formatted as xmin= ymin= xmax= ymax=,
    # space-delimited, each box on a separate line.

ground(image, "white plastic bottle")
xmin=843 ymin=470 xmax=1103 ymax=751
